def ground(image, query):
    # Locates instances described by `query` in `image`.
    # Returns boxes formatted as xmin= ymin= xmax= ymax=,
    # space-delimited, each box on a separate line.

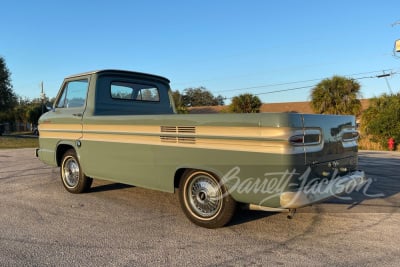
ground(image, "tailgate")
xmin=302 ymin=114 xmax=359 ymax=176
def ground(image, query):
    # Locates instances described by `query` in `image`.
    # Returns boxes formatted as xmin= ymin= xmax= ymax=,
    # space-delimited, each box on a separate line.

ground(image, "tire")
xmin=179 ymin=169 xmax=236 ymax=228
xmin=60 ymin=149 xmax=92 ymax=193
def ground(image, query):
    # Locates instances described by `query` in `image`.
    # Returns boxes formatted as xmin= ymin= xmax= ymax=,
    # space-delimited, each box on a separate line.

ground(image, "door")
xmin=38 ymin=77 xmax=89 ymax=166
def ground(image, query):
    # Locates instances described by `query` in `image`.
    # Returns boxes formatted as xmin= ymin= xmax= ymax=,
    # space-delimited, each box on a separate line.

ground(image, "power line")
xmin=222 ymin=70 xmax=399 ymax=100
xmin=214 ymin=68 xmax=398 ymax=94
xmin=214 ymin=78 xmax=322 ymax=93
xmin=224 ymin=85 xmax=315 ymax=100
xmin=254 ymin=85 xmax=315 ymax=96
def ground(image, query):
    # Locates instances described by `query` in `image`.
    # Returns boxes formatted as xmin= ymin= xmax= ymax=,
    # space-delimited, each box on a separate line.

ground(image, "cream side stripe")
xmin=40 ymin=132 xmax=82 ymax=139
xmin=71 ymin=124 xmax=292 ymax=139
xmin=83 ymin=124 xmax=159 ymax=133
xmin=39 ymin=124 xmax=82 ymax=131
xmin=41 ymin=132 xmax=291 ymax=154
xmin=80 ymin=135 xmax=289 ymax=154
xmin=39 ymin=128 xmax=289 ymax=142
xmin=83 ymin=133 xmax=155 ymax=144
xmin=198 ymin=126 xmax=291 ymax=138
xmin=82 ymin=133 xmax=288 ymax=147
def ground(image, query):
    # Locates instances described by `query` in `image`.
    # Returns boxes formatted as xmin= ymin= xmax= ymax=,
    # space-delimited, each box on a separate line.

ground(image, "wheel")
xmin=60 ymin=149 xmax=92 ymax=193
xmin=179 ymin=170 xmax=236 ymax=228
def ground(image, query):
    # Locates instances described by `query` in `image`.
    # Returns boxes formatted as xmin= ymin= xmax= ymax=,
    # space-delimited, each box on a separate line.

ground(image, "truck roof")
xmin=65 ymin=69 xmax=170 ymax=83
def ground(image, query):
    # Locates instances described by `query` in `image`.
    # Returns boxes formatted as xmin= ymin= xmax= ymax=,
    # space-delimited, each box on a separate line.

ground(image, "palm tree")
xmin=229 ymin=93 xmax=262 ymax=113
xmin=310 ymin=76 xmax=361 ymax=115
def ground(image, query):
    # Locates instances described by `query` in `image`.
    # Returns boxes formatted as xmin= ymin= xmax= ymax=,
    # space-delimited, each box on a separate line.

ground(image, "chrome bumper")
xmin=280 ymin=170 xmax=367 ymax=209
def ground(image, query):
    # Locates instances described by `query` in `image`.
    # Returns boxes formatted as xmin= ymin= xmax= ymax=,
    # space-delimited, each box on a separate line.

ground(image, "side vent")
xmin=160 ymin=126 xmax=177 ymax=133
xmin=177 ymin=126 xmax=196 ymax=134
xmin=160 ymin=136 xmax=177 ymax=143
xmin=160 ymin=126 xmax=196 ymax=144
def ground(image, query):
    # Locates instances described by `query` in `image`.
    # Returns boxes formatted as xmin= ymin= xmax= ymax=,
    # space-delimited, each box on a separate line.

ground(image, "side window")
xmin=56 ymin=79 xmax=88 ymax=108
xmin=111 ymin=82 xmax=160 ymax=102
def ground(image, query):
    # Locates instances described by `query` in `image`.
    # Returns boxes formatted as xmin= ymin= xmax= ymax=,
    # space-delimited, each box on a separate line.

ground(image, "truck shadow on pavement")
xmin=89 ymin=182 xmax=134 ymax=193
xmin=318 ymin=151 xmax=400 ymax=212
xmin=229 ymin=209 xmax=277 ymax=226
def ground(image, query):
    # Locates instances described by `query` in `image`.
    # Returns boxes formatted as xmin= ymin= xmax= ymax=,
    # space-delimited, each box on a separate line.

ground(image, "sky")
xmin=1 ymin=0 xmax=400 ymax=104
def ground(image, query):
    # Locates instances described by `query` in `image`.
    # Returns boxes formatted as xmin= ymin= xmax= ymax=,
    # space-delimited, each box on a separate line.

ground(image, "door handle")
xmin=73 ymin=113 xmax=83 ymax=117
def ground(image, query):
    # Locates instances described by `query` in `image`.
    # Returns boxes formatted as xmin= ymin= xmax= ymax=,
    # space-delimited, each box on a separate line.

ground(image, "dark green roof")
xmin=66 ymin=69 xmax=170 ymax=83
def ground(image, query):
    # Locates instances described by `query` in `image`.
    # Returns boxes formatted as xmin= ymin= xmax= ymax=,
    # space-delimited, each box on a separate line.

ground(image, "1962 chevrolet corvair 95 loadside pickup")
xmin=36 ymin=70 xmax=366 ymax=228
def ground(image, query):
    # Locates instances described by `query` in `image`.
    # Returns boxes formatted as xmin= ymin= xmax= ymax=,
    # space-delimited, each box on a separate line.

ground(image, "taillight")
xmin=289 ymin=135 xmax=305 ymax=145
xmin=342 ymin=131 xmax=359 ymax=142
xmin=289 ymin=129 xmax=321 ymax=146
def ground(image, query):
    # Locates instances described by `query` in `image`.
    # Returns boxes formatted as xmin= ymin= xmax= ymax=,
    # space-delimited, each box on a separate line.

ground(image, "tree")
xmin=182 ymin=87 xmax=223 ymax=107
xmin=0 ymin=56 xmax=17 ymax=114
xmin=361 ymin=93 xmax=400 ymax=149
xmin=26 ymin=103 xmax=43 ymax=125
xmin=229 ymin=93 xmax=262 ymax=113
xmin=215 ymin=95 xmax=225 ymax=106
xmin=171 ymin=90 xmax=188 ymax=114
xmin=13 ymin=104 xmax=27 ymax=124
xmin=310 ymin=76 xmax=361 ymax=115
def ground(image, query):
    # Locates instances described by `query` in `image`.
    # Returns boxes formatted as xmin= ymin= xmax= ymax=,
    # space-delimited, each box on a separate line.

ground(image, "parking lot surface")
xmin=0 ymin=149 xmax=399 ymax=266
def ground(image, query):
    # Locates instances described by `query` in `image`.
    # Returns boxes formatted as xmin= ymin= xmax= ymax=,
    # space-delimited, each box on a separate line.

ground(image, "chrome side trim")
xmin=248 ymin=204 xmax=289 ymax=212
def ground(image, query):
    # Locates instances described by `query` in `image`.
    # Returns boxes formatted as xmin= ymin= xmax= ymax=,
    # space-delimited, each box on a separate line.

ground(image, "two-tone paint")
xmin=37 ymin=70 xmax=365 ymax=210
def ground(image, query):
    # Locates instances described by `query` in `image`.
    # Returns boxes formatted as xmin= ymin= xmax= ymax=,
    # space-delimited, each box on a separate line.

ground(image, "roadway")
xmin=0 ymin=149 xmax=399 ymax=266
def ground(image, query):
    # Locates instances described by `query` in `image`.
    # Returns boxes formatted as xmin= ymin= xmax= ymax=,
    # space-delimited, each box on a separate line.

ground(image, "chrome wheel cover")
xmin=62 ymin=156 xmax=80 ymax=188
xmin=186 ymin=173 xmax=223 ymax=219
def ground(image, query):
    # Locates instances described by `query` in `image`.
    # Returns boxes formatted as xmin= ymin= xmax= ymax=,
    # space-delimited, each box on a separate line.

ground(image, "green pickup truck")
xmin=36 ymin=69 xmax=366 ymax=228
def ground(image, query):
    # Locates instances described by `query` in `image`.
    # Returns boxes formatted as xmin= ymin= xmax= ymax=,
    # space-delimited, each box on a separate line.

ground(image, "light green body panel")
xmin=39 ymin=111 xmax=307 ymax=208
xmin=77 ymin=113 xmax=306 ymax=207
xmin=37 ymin=138 xmax=77 ymax=166
xmin=79 ymin=142 xmax=301 ymax=208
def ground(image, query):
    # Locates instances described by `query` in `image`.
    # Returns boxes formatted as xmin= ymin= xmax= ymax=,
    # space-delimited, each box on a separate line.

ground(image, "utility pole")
xmin=377 ymin=71 xmax=393 ymax=94
xmin=40 ymin=81 xmax=46 ymax=114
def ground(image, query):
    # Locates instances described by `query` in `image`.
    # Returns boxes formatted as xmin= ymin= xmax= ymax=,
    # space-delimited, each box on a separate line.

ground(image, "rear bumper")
xmin=280 ymin=170 xmax=366 ymax=209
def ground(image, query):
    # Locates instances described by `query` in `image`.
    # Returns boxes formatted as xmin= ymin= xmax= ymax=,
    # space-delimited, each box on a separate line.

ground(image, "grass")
xmin=0 ymin=133 xmax=39 ymax=149
xmin=358 ymin=134 xmax=399 ymax=151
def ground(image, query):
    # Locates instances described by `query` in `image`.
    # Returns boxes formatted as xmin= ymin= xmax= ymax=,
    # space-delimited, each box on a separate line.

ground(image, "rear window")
xmin=111 ymin=82 xmax=160 ymax=102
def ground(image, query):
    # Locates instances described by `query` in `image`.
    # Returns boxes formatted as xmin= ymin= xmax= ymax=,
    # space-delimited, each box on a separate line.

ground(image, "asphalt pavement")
xmin=0 ymin=149 xmax=399 ymax=266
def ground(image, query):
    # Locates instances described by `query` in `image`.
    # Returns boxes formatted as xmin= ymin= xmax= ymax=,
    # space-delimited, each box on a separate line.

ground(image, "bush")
xmin=361 ymin=93 xmax=400 ymax=150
